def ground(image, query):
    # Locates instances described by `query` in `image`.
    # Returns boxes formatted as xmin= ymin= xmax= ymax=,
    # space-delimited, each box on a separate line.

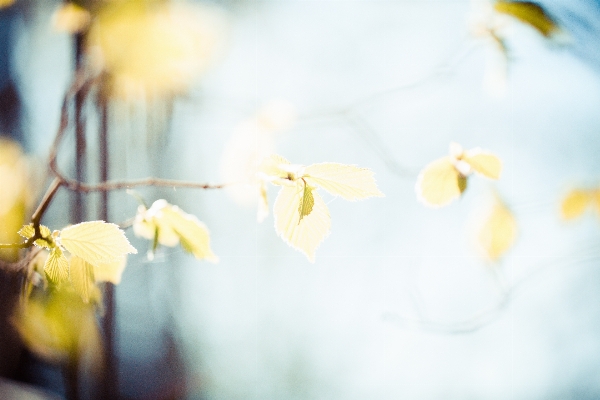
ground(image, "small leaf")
xmin=494 ymin=1 xmax=559 ymax=37
xmin=60 ymin=221 xmax=137 ymax=265
xmin=70 ymin=256 xmax=96 ymax=303
xmin=0 ymin=0 xmax=15 ymax=9
xmin=561 ymin=189 xmax=591 ymax=220
xmin=18 ymin=224 xmax=53 ymax=249
xmin=298 ymin=182 xmax=315 ymax=222
xmin=463 ymin=150 xmax=502 ymax=180
xmin=45 ymin=247 xmax=69 ymax=284
xmin=477 ymin=199 xmax=518 ymax=260
xmin=416 ymin=157 xmax=464 ymax=207
xmin=303 ymin=163 xmax=384 ymax=201
xmin=273 ymin=183 xmax=331 ymax=262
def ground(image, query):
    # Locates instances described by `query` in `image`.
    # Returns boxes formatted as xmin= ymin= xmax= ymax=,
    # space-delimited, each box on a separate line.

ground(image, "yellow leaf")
xmin=463 ymin=149 xmax=502 ymax=180
xmin=561 ymin=189 xmax=591 ymax=220
xmin=18 ymin=224 xmax=53 ymax=249
xmin=160 ymin=206 xmax=218 ymax=262
xmin=52 ymin=3 xmax=91 ymax=34
xmin=45 ymin=247 xmax=69 ymax=284
xmin=477 ymin=199 xmax=518 ymax=261
xmin=273 ymin=184 xmax=331 ymax=262
xmin=416 ymin=157 xmax=466 ymax=207
xmin=60 ymin=221 xmax=137 ymax=266
xmin=0 ymin=0 xmax=14 ymax=9
xmin=93 ymin=256 xmax=127 ymax=285
xmin=134 ymin=200 xmax=218 ymax=262
xmin=258 ymin=154 xmax=292 ymax=180
xmin=15 ymin=291 xmax=102 ymax=364
xmin=69 ymin=256 xmax=96 ymax=303
xmin=494 ymin=1 xmax=559 ymax=37
xmin=303 ymin=163 xmax=384 ymax=201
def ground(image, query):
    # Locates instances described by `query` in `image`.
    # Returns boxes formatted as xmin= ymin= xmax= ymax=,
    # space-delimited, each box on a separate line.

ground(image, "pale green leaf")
xmin=303 ymin=163 xmax=384 ymax=201
xmin=298 ymin=182 xmax=314 ymax=221
xmin=18 ymin=224 xmax=53 ymax=249
xmin=60 ymin=221 xmax=137 ymax=265
xmin=477 ymin=199 xmax=518 ymax=260
xmin=45 ymin=247 xmax=69 ymax=284
xmin=69 ymin=256 xmax=96 ymax=303
xmin=274 ymin=183 xmax=331 ymax=262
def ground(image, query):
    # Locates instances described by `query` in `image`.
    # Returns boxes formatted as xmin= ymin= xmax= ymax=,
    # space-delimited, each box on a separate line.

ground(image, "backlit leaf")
xmin=303 ymin=163 xmax=384 ymax=201
xmin=257 ymin=182 xmax=270 ymax=222
xmin=463 ymin=150 xmax=502 ymax=180
xmin=93 ymin=256 xmax=127 ymax=285
xmin=45 ymin=247 xmax=69 ymax=284
xmin=60 ymin=221 xmax=137 ymax=266
xmin=134 ymin=200 xmax=218 ymax=262
xmin=298 ymin=182 xmax=315 ymax=221
xmin=274 ymin=184 xmax=331 ymax=262
xmin=0 ymin=0 xmax=15 ymax=9
xmin=18 ymin=224 xmax=53 ymax=249
xmin=494 ymin=1 xmax=559 ymax=37
xmin=477 ymin=199 xmax=518 ymax=260
xmin=561 ymin=189 xmax=592 ymax=220
xmin=258 ymin=154 xmax=293 ymax=181
xmin=416 ymin=157 xmax=465 ymax=207
xmin=69 ymin=256 xmax=96 ymax=303
xmin=160 ymin=206 xmax=219 ymax=262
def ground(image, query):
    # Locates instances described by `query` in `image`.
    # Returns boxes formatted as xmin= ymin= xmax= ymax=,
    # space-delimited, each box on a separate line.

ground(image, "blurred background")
xmin=2 ymin=0 xmax=600 ymax=399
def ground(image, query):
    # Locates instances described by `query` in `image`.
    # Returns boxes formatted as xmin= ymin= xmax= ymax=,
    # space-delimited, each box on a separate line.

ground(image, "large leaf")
xmin=273 ymin=184 xmax=331 ymax=262
xmin=416 ymin=157 xmax=465 ymax=208
xmin=60 ymin=221 xmax=137 ymax=265
xmin=303 ymin=163 xmax=384 ymax=201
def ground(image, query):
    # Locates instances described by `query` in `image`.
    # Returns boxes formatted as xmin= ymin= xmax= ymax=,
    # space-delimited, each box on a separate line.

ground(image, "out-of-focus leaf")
xmin=0 ymin=0 xmax=15 ymax=9
xmin=257 ymin=182 xmax=270 ymax=222
xmin=463 ymin=150 xmax=502 ymax=180
xmin=561 ymin=189 xmax=591 ymax=220
xmin=52 ymin=2 xmax=91 ymax=33
xmin=416 ymin=143 xmax=502 ymax=207
xmin=44 ymin=247 xmax=69 ymax=284
xmin=15 ymin=291 xmax=102 ymax=365
xmin=134 ymin=200 xmax=218 ymax=262
xmin=273 ymin=183 xmax=331 ymax=262
xmin=60 ymin=221 xmax=137 ymax=266
xmin=93 ymin=256 xmax=127 ymax=285
xmin=477 ymin=198 xmax=518 ymax=260
xmin=258 ymin=154 xmax=292 ymax=180
xmin=87 ymin=2 xmax=227 ymax=98
xmin=303 ymin=163 xmax=384 ymax=201
xmin=494 ymin=1 xmax=559 ymax=37
xmin=18 ymin=224 xmax=53 ymax=249
xmin=69 ymin=256 xmax=96 ymax=303
xmin=416 ymin=158 xmax=465 ymax=207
